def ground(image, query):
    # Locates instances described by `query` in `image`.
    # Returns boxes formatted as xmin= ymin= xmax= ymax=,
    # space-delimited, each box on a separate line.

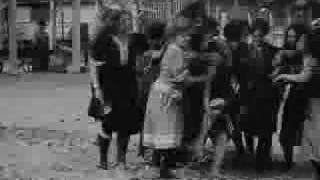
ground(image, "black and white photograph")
xmin=0 ymin=0 xmax=320 ymax=179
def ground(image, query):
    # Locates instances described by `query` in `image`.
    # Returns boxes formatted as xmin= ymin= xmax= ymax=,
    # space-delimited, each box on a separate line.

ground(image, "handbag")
xmin=88 ymin=85 xmax=105 ymax=119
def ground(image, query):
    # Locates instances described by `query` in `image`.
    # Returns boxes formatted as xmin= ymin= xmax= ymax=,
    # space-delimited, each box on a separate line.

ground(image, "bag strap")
xmin=158 ymin=43 xmax=169 ymax=63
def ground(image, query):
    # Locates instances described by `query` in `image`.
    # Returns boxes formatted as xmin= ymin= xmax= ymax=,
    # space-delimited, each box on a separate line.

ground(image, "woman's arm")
xmin=187 ymin=75 xmax=209 ymax=83
xmin=203 ymin=65 xmax=216 ymax=108
xmin=274 ymin=54 xmax=314 ymax=83
xmin=270 ymin=51 xmax=284 ymax=78
xmin=89 ymin=56 xmax=105 ymax=102
xmin=193 ymin=65 xmax=216 ymax=157
xmin=287 ymin=54 xmax=314 ymax=82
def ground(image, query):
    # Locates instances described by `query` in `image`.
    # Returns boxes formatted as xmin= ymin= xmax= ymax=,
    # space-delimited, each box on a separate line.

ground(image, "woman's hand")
xmin=94 ymin=87 xmax=104 ymax=103
xmin=273 ymin=74 xmax=292 ymax=83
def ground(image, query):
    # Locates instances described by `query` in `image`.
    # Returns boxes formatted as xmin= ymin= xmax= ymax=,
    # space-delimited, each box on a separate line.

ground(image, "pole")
xmin=49 ymin=0 xmax=57 ymax=51
xmin=8 ymin=0 xmax=17 ymax=74
xmin=69 ymin=0 xmax=81 ymax=73
xmin=166 ymin=0 xmax=173 ymax=27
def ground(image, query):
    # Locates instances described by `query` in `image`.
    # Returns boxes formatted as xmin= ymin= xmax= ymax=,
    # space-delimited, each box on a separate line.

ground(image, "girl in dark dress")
xmin=90 ymin=10 xmax=141 ymax=171
xmin=223 ymin=20 xmax=250 ymax=158
xmin=272 ymin=24 xmax=309 ymax=171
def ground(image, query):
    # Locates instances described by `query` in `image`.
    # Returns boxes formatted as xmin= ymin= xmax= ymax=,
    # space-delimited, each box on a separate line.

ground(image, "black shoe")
xmin=256 ymin=166 xmax=265 ymax=174
xmin=97 ymin=162 xmax=108 ymax=170
xmin=160 ymin=169 xmax=176 ymax=179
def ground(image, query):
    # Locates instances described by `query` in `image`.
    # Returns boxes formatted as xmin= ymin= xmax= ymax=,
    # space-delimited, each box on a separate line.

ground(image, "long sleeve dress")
xmin=143 ymin=43 xmax=187 ymax=149
xmin=90 ymin=31 xmax=142 ymax=135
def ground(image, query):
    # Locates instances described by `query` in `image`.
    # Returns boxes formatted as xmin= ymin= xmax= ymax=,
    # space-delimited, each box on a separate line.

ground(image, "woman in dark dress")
xmin=246 ymin=20 xmax=279 ymax=173
xmin=272 ymin=24 xmax=309 ymax=171
xmin=305 ymin=24 xmax=320 ymax=175
xmin=90 ymin=10 xmax=141 ymax=171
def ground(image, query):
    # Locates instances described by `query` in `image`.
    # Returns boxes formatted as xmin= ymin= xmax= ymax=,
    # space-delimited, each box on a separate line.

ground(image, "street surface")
xmin=0 ymin=72 xmax=315 ymax=179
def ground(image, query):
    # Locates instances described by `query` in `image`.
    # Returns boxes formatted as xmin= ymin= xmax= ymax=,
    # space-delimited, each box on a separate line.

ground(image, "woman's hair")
xmin=308 ymin=27 xmax=320 ymax=59
xmin=224 ymin=20 xmax=248 ymax=42
xmin=146 ymin=22 xmax=166 ymax=40
xmin=250 ymin=19 xmax=270 ymax=36
xmin=164 ymin=25 xmax=193 ymax=41
xmin=95 ymin=9 xmax=128 ymax=36
xmin=283 ymin=23 xmax=308 ymax=49
xmin=202 ymin=17 xmax=219 ymax=34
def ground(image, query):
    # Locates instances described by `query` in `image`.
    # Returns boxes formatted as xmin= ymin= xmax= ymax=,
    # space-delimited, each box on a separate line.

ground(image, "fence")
xmin=140 ymin=0 xmax=192 ymax=32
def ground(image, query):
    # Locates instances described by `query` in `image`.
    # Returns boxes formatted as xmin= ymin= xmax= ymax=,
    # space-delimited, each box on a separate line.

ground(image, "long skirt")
xmin=280 ymin=88 xmax=308 ymax=147
xmin=304 ymin=98 xmax=320 ymax=158
xmin=143 ymin=80 xmax=184 ymax=150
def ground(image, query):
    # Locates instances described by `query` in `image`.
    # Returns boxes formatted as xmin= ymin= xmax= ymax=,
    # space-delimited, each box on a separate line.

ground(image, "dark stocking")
xmin=282 ymin=145 xmax=293 ymax=171
xmin=256 ymin=134 xmax=272 ymax=173
xmin=152 ymin=150 xmax=161 ymax=167
xmin=245 ymin=133 xmax=254 ymax=155
xmin=117 ymin=133 xmax=130 ymax=165
xmin=159 ymin=150 xmax=176 ymax=179
xmin=97 ymin=134 xmax=111 ymax=170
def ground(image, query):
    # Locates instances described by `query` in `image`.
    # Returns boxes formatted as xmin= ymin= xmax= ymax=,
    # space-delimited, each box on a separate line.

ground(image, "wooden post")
xmin=287 ymin=5 xmax=292 ymax=26
xmin=207 ymin=0 xmax=211 ymax=18
xmin=69 ymin=0 xmax=81 ymax=73
xmin=8 ymin=0 xmax=17 ymax=74
xmin=49 ymin=0 xmax=57 ymax=51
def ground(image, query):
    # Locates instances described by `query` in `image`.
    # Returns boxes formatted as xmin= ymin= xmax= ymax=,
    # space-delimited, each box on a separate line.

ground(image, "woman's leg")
xmin=97 ymin=120 xmax=112 ymax=170
xmin=245 ymin=132 xmax=254 ymax=155
xmin=152 ymin=149 xmax=161 ymax=167
xmin=159 ymin=149 xmax=176 ymax=178
xmin=280 ymin=117 xmax=294 ymax=171
xmin=231 ymin=114 xmax=245 ymax=157
xmin=255 ymin=133 xmax=272 ymax=173
xmin=116 ymin=132 xmax=131 ymax=167
xmin=209 ymin=130 xmax=228 ymax=177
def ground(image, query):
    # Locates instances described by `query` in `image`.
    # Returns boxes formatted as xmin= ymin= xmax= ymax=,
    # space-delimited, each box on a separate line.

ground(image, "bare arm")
xmin=270 ymin=51 xmax=284 ymax=78
xmin=283 ymin=54 xmax=314 ymax=83
xmin=89 ymin=57 xmax=103 ymax=87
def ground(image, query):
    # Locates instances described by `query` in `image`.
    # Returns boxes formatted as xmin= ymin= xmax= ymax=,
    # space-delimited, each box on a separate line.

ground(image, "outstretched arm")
xmin=273 ymin=54 xmax=314 ymax=83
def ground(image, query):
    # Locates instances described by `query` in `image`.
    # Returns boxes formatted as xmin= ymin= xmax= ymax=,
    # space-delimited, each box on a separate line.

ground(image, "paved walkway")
xmin=0 ymin=73 xmax=315 ymax=179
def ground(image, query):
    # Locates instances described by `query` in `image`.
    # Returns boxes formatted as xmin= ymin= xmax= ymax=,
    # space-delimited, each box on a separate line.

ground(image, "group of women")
xmin=89 ymin=8 xmax=320 ymax=179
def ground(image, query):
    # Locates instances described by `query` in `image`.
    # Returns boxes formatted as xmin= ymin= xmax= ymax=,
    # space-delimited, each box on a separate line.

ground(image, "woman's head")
xmin=250 ymin=19 xmax=270 ymax=46
xmin=175 ymin=29 xmax=192 ymax=48
xmin=224 ymin=20 xmax=249 ymax=43
xmin=165 ymin=25 xmax=193 ymax=48
xmin=284 ymin=24 xmax=308 ymax=50
xmin=97 ymin=9 xmax=130 ymax=36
